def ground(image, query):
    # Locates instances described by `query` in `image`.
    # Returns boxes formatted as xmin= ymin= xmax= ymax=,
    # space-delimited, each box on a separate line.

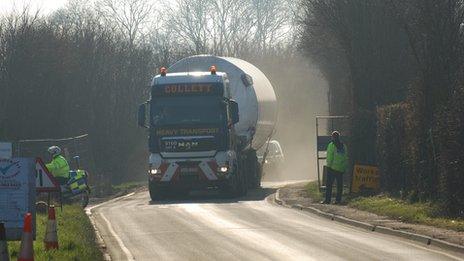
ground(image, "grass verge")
xmin=305 ymin=181 xmax=464 ymax=232
xmin=349 ymin=196 xmax=464 ymax=231
xmin=8 ymin=204 xmax=103 ymax=261
xmin=305 ymin=181 xmax=349 ymax=202
xmin=112 ymin=180 xmax=145 ymax=195
xmin=305 ymin=181 xmax=323 ymax=202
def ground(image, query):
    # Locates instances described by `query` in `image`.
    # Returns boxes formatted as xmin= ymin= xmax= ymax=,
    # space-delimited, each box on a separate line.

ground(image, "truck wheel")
xmin=247 ymin=150 xmax=261 ymax=189
xmin=253 ymin=163 xmax=262 ymax=189
xmin=238 ymin=158 xmax=248 ymax=196
xmin=224 ymin=165 xmax=241 ymax=198
xmin=149 ymin=182 xmax=167 ymax=201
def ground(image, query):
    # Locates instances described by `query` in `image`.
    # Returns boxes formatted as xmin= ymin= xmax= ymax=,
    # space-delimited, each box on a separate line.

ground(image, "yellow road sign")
xmin=351 ymin=164 xmax=380 ymax=193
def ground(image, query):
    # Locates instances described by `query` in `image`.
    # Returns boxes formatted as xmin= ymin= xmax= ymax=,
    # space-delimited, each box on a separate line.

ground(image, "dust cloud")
xmin=260 ymin=57 xmax=328 ymax=182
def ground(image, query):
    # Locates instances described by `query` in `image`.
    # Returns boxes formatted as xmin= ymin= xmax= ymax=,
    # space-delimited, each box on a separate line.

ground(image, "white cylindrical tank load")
xmin=169 ymin=55 xmax=277 ymax=150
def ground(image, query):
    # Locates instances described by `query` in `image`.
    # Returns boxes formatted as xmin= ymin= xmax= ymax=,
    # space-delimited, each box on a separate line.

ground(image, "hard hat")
xmin=47 ymin=146 xmax=62 ymax=158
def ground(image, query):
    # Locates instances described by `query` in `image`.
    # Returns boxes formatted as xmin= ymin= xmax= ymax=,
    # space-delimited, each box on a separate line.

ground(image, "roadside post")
xmin=0 ymin=158 xmax=36 ymax=241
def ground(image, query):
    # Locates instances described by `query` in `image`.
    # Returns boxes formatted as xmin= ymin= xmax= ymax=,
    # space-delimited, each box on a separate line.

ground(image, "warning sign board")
xmin=351 ymin=164 xmax=380 ymax=193
xmin=35 ymin=158 xmax=60 ymax=192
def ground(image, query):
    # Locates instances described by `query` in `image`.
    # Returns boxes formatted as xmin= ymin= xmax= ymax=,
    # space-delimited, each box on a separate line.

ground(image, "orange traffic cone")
xmin=18 ymin=213 xmax=34 ymax=261
xmin=44 ymin=206 xmax=58 ymax=250
xmin=0 ymin=222 xmax=9 ymax=261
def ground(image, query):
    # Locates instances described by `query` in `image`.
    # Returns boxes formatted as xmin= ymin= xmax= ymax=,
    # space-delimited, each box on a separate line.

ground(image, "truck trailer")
xmin=138 ymin=55 xmax=277 ymax=200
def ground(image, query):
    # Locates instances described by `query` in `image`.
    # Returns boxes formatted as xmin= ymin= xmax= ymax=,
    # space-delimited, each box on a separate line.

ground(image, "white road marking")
xmin=85 ymin=192 xmax=136 ymax=215
xmin=100 ymin=213 xmax=135 ymax=260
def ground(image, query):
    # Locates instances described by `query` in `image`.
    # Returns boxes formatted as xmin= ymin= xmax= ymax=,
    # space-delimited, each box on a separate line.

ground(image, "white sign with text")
xmin=0 ymin=142 xmax=12 ymax=158
xmin=0 ymin=158 xmax=36 ymax=240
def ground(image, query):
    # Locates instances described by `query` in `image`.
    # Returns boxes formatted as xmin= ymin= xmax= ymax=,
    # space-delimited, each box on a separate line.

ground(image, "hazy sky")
xmin=0 ymin=0 xmax=68 ymax=15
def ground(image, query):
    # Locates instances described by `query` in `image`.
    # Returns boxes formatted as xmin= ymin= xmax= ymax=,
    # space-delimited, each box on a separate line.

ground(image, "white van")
xmin=257 ymin=140 xmax=284 ymax=176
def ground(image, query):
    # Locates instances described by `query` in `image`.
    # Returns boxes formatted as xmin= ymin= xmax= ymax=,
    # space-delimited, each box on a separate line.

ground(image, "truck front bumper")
xmin=148 ymin=159 xmax=232 ymax=189
xmin=149 ymin=178 xmax=231 ymax=190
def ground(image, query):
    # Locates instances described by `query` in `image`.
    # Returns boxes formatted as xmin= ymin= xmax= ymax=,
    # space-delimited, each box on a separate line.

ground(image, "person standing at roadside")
xmin=322 ymin=131 xmax=348 ymax=204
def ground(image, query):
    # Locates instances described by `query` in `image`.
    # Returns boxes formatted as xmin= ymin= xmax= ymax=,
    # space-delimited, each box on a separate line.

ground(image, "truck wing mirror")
xmin=138 ymin=102 xmax=148 ymax=128
xmin=230 ymin=100 xmax=239 ymax=124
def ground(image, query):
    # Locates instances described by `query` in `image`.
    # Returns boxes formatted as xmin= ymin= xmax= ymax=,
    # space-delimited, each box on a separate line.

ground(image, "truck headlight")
xmin=217 ymin=166 xmax=229 ymax=173
xmin=149 ymin=169 xmax=161 ymax=175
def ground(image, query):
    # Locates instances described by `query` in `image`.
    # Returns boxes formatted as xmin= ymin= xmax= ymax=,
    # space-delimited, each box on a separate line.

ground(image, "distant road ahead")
xmin=90 ymin=182 xmax=464 ymax=261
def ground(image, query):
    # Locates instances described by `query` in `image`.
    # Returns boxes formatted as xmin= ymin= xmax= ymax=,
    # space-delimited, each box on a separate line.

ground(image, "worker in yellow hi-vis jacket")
xmin=322 ymin=131 xmax=348 ymax=204
xmin=46 ymin=146 xmax=70 ymax=186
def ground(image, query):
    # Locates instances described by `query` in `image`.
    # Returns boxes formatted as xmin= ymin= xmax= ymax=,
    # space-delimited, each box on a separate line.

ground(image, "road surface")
xmin=90 ymin=182 xmax=464 ymax=261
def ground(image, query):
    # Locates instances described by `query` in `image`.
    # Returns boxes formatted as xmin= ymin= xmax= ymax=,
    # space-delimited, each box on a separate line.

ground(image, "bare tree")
xmin=97 ymin=0 xmax=156 ymax=47
xmin=250 ymin=0 xmax=290 ymax=54
xmin=166 ymin=0 xmax=212 ymax=54
xmin=50 ymin=0 xmax=91 ymax=28
xmin=165 ymin=0 xmax=293 ymax=56
xmin=209 ymin=0 xmax=254 ymax=56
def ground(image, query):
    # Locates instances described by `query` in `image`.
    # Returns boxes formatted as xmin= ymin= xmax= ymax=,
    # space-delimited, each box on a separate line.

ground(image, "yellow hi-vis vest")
xmin=326 ymin=142 xmax=348 ymax=173
xmin=46 ymin=155 xmax=70 ymax=179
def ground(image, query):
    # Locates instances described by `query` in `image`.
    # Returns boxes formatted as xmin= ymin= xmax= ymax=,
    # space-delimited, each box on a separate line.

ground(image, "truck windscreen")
xmin=150 ymin=96 xmax=225 ymax=126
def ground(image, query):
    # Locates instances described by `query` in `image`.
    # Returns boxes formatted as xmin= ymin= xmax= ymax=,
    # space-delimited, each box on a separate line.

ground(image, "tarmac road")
xmin=90 ymin=181 xmax=464 ymax=261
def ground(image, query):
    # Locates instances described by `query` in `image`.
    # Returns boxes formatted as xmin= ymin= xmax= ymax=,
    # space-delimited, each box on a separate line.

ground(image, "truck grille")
xmin=178 ymin=162 xmax=201 ymax=181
